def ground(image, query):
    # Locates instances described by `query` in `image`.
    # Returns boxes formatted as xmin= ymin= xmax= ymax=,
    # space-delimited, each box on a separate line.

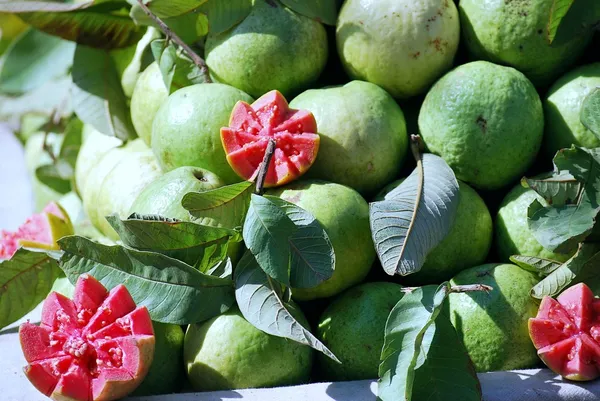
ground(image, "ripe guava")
xmin=151 ymin=83 xmax=253 ymax=184
xmin=496 ymin=184 xmax=575 ymax=262
xmin=24 ymin=131 xmax=65 ymax=211
xmin=268 ymin=180 xmax=375 ymax=300
xmin=289 ymin=81 xmax=408 ymax=196
xmin=377 ymin=180 xmax=492 ymax=285
xmin=419 ymin=61 xmax=543 ymax=190
xmin=19 ymin=274 xmax=155 ymax=401
xmin=130 ymin=62 xmax=168 ymax=147
xmin=543 ymin=63 xmax=600 ymax=158
xmin=336 ymin=0 xmax=460 ymax=99
xmin=459 ymin=0 xmax=592 ymax=87
xmin=529 ymin=283 xmax=600 ymax=381
xmin=221 ymin=90 xmax=320 ymax=187
xmin=184 ymin=305 xmax=313 ymax=391
xmin=204 ymin=0 xmax=328 ymax=98
xmin=448 ymin=263 xmax=541 ymax=372
xmin=316 ymin=282 xmax=404 ymax=381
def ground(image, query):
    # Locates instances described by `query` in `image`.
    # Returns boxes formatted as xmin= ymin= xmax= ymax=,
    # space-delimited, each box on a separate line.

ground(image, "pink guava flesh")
xmin=20 ymin=274 xmax=155 ymax=401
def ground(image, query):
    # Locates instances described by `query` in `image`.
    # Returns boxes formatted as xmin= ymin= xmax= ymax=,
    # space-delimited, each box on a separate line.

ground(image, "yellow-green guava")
xmin=316 ymin=282 xmax=404 ymax=381
xmin=458 ymin=0 xmax=592 ymax=86
xmin=130 ymin=62 xmax=168 ymax=146
xmin=268 ymin=179 xmax=375 ymax=300
xmin=543 ymin=63 xmax=600 ymax=158
xmin=448 ymin=263 xmax=541 ymax=372
xmin=336 ymin=0 xmax=460 ymax=99
xmin=151 ymin=83 xmax=253 ymax=184
xmin=419 ymin=61 xmax=543 ymax=190
xmin=289 ymin=81 xmax=408 ymax=196
xmin=205 ymin=0 xmax=328 ymax=98
xmin=184 ymin=305 xmax=313 ymax=391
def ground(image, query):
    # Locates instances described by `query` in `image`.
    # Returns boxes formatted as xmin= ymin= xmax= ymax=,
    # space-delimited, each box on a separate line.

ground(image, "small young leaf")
xmin=581 ymin=88 xmax=600 ymax=138
xmin=58 ymin=236 xmax=235 ymax=324
xmin=198 ymin=0 xmax=253 ymax=35
xmin=509 ymin=255 xmax=563 ymax=276
xmin=234 ymin=251 xmax=340 ymax=362
xmin=150 ymin=39 xmax=208 ymax=92
xmin=58 ymin=117 xmax=84 ymax=167
xmin=546 ymin=0 xmax=576 ymax=44
xmin=521 ymin=171 xmax=581 ymax=207
xmin=279 ymin=0 xmax=339 ymax=25
xmin=35 ymin=161 xmax=73 ymax=194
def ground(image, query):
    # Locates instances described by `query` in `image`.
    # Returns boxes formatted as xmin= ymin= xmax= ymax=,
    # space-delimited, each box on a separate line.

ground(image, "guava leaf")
xmin=182 ymin=181 xmax=254 ymax=229
xmin=0 ymin=249 xmax=62 ymax=330
xmin=369 ymin=153 xmax=459 ymax=276
xmin=234 ymin=251 xmax=340 ymax=362
xmin=150 ymin=39 xmax=209 ymax=92
xmin=264 ymin=196 xmax=335 ymax=289
xmin=581 ymin=88 xmax=600 ymax=139
xmin=130 ymin=6 xmax=208 ymax=44
xmin=71 ymin=44 xmax=137 ymax=140
xmin=547 ymin=0 xmax=600 ymax=47
xmin=0 ymin=29 xmax=74 ymax=95
xmin=106 ymin=213 xmax=237 ymax=272
xmin=207 ymin=257 xmax=233 ymax=279
xmin=127 ymin=0 xmax=209 ymax=19
xmin=198 ymin=0 xmax=252 ymax=35
xmin=58 ymin=117 xmax=84 ymax=167
xmin=509 ymin=255 xmax=563 ymax=276
xmin=521 ymin=171 xmax=582 ymax=207
xmin=279 ymin=0 xmax=339 ymax=25
xmin=35 ymin=161 xmax=73 ymax=194
xmin=58 ymin=235 xmax=235 ymax=324
xmin=546 ymin=0 xmax=576 ymax=44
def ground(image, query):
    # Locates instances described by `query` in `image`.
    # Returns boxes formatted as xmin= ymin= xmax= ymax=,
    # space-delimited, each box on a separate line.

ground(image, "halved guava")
xmin=19 ymin=274 xmax=155 ymax=401
xmin=529 ymin=283 xmax=600 ymax=381
xmin=0 ymin=202 xmax=73 ymax=260
xmin=220 ymin=90 xmax=320 ymax=188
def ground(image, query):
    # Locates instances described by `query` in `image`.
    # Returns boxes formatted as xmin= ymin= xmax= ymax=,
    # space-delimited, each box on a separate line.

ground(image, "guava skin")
xmin=459 ymin=0 xmax=592 ymax=87
xmin=130 ymin=62 xmax=169 ymax=147
xmin=268 ymin=180 xmax=375 ymax=301
xmin=543 ymin=63 xmax=600 ymax=159
xmin=336 ymin=0 xmax=460 ymax=99
xmin=289 ymin=81 xmax=408 ymax=196
xmin=205 ymin=0 xmax=328 ymax=98
xmin=151 ymin=83 xmax=254 ymax=184
xmin=419 ymin=61 xmax=544 ymax=191
xmin=448 ymin=263 xmax=541 ymax=372
xmin=316 ymin=282 xmax=404 ymax=381
xmin=184 ymin=305 xmax=313 ymax=392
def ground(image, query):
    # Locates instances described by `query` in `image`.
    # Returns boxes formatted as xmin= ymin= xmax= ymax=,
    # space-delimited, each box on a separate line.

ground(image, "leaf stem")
xmin=136 ymin=0 xmax=212 ymax=83
xmin=449 ymin=284 xmax=494 ymax=294
xmin=254 ymin=138 xmax=277 ymax=195
xmin=410 ymin=134 xmax=423 ymax=163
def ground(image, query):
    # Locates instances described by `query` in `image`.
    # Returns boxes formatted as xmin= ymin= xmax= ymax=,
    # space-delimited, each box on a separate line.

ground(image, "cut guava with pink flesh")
xmin=0 ymin=202 xmax=73 ymax=260
xmin=19 ymin=274 xmax=155 ymax=401
xmin=221 ymin=90 xmax=320 ymax=188
xmin=529 ymin=283 xmax=600 ymax=381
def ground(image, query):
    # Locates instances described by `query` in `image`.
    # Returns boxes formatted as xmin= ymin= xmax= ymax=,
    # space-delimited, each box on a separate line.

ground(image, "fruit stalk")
xmin=400 ymin=284 xmax=494 ymax=294
xmin=254 ymin=138 xmax=277 ymax=195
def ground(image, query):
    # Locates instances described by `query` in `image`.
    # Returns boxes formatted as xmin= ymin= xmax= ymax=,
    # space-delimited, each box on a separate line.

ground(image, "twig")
xmin=449 ymin=284 xmax=494 ymax=294
xmin=41 ymin=109 xmax=62 ymax=163
xmin=254 ymin=138 xmax=277 ymax=195
xmin=136 ymin=0 xmax=212 ymax=83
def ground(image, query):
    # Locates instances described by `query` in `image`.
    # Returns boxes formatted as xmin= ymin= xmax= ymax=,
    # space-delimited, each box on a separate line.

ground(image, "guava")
xmin=184 ymin=305 xmax=313 ymax=391
xmin=458 ymin=0 xmax=592 ymax=87
xmin=130 ymin=62 xmax=169 ymax=147
xmin=316 ymin=282 xmax=404 ymax=381
xmin=289 ymin=81 xmax=408 ymax=195
xmin=336 ymin=0 xmax=460 ymax=99
xmin=19 ymin=274 xmax=155 ymax=401
xmin=221 ymin=90 xmax=320 ymax=187
xmin=418 ymin=61 xmax=544 ymax=190
xmin=496 ymin=184 xmax=575 ymax=262
xmin=151 ymin=83 xmax=254 ymax=184
xmin=448 ymin=263 xmax=541 ymax=372
xmin=543 ymin=63 xmax=600 ymax=158
xmin=529 ymin=283 xmax=600 ymax=381
xmin=0 ymin=202 xmax=73 ymax=260
xmin=268 ymin=179 xmax=375 ymax=300
xmin=204 ymin=0 xmax=328 ymax=98
xmin=377 ymin=180 xmax=492 ymax=285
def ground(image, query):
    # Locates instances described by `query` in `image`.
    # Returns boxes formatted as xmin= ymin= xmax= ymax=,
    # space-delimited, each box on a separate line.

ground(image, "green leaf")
xmin=58 ymin=235 xmax=235 ymax=324
xmin=198 ymin=0 xmax=252 ymax=35
xmin=243 ymin=194 xmax=297 ymax=285
xmin=521 ymin=171 xmax=581 ymax=207
xmin=581 ymin=87 xmax=600 ymax=138
xmin=265 ymin=196 xmax=334 ymax=289
xmin=279 ymin=0 xmax=338 ymax=25
xmin=150 ymin=39 xmax=208 ymax=92
xmin=0 ymin=249 xmax=62 ymax=330
xmin=509 ymin=255 xmax=563 ymax=276
xmin=130 ymin=5 xmax=208 ymax=44
xmin=0 ymin=28 xmax=74 ymax=95
xmin=546 ymin=0 xmax=576 ymax=44
xmin=548 ymin=0 xmax=600 ymax=47
xmin=370 ymin=153 xmax=460 ymax=276
xmin=182 ymin=181 xmax=254 ymax=229
xmin=35 ymin=161 xmax=73 ymax=194
xmin=234 ymin=251 xmax=340 ymax=362
xmin=58 ymin=117 xmax=84 ymax=166
xmin=71 ymin=44 xmax=137 ymax=140
xmin=127 ymin=0 xmax=209 ymax=19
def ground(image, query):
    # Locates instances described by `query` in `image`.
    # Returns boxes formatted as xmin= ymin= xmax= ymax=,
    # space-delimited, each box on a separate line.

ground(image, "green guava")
xmin=24 ymin=131 xmax=64 ymax=212
xmin=377 ymin=180 xmax=492 ymax=285
xmin=495 ymin=183 xmax=575 ymax=262
xmin=316 ymin=282 xmax=404 ymax=381
xmin=543 ymin=63 xmax=600 ymax=158
xmin=418 ymin=61 xmax=543 ymax=190
xmin=459 ymin=0 xmax=592 ymax=87
xmin=204 ymin=0 xmax=328 ymax=98
xmin=289 ymin=81 xmax=408 ymax=196
xmin=151 ymin=83 xmax=253 ymax=184
xmin=448 ymin=263 xmax=541 ymax=372
xmin=130 ymin=62 xmax=169 ymax=146
xmin=336 ymin=0 xmax=460 ymax=99
xmin=268 ymin=179 xmax=375 ymax=300
xmin=184 ymin=305 xmax=313 ymax=391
